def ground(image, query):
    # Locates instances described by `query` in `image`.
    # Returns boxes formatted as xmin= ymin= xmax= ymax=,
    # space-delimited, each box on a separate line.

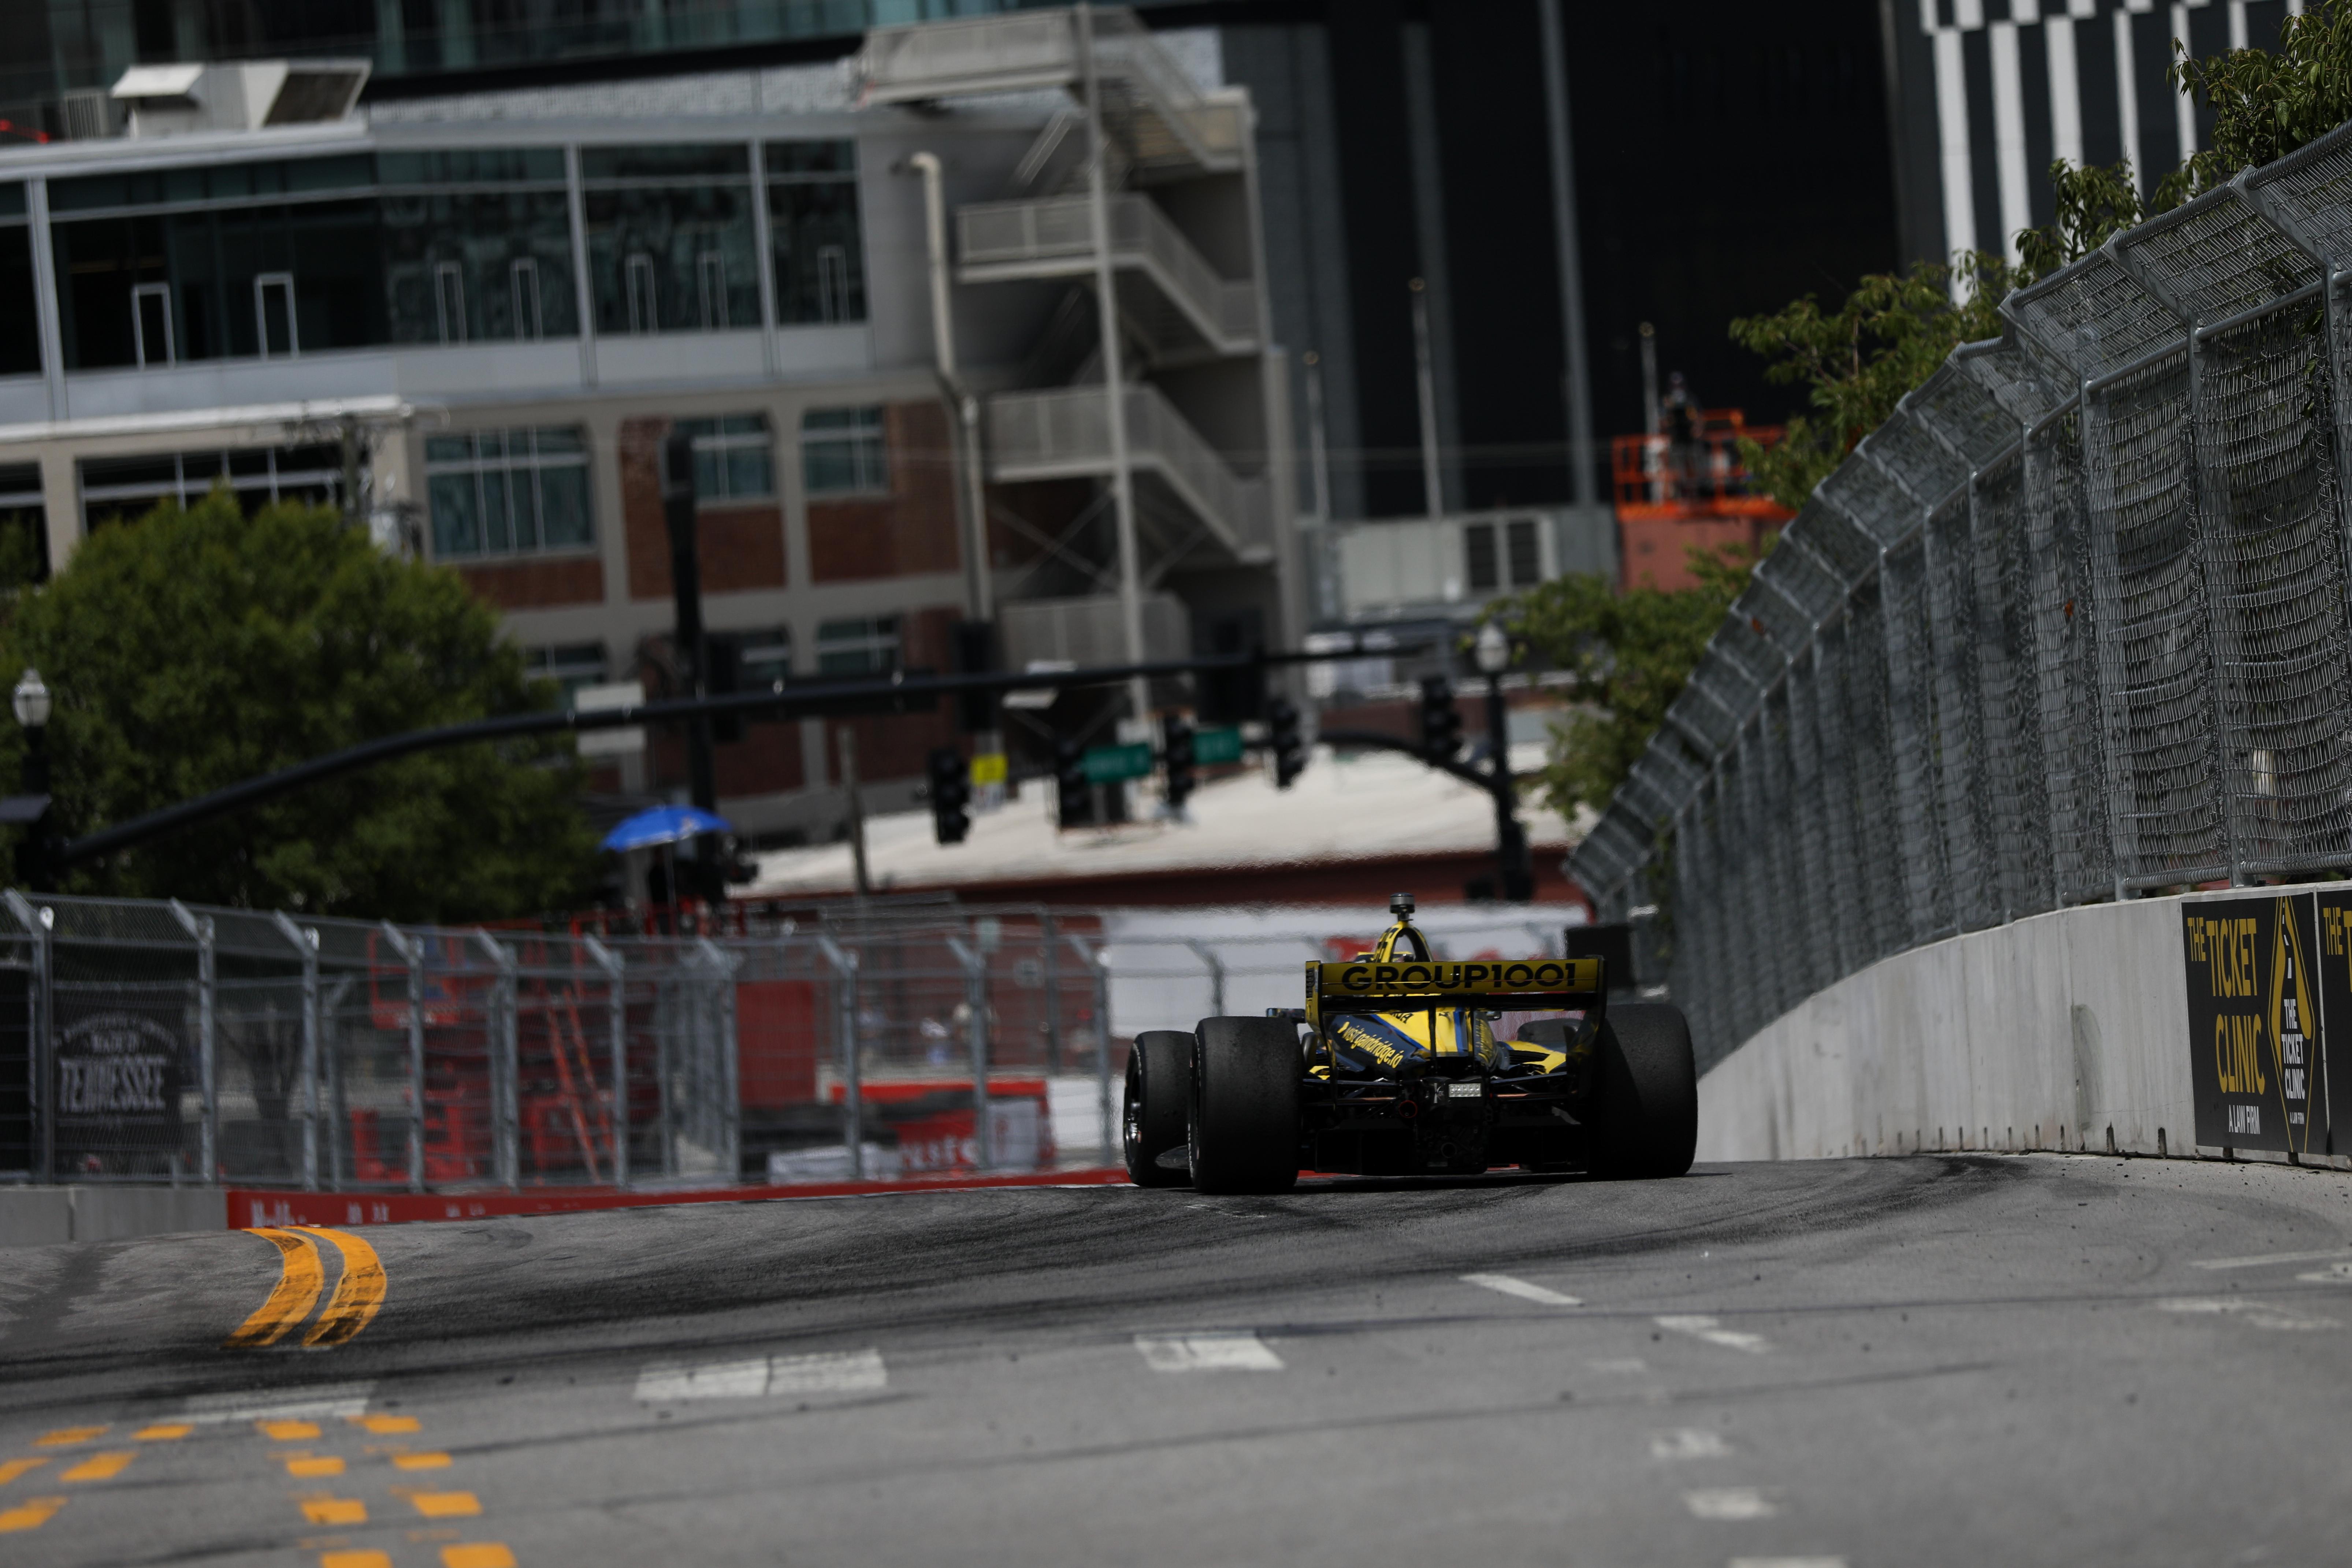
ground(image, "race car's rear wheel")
xmin=1123 ymin=1030 xmax=1195 ymax=1187
xmin=1188 ymin=1016 xmax=1301 ymax=1194
xmin=1588 ymin=1002 xmax=1697 ymax=1178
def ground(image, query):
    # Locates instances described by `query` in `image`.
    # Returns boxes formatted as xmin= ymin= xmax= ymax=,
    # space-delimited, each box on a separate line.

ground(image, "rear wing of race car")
xmin=1304 ymin=956 xmax=1606 ymax=1030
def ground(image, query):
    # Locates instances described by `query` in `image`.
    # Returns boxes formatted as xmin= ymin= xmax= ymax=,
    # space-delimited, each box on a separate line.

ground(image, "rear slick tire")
xmin=1188 ymin=1016 xmax=1301 ymax=1195
xmin=1123 ymin=1030 xmax=1196 ymax=1188
xmin=1587 ymin=1002 xmax=1698 ymax=1179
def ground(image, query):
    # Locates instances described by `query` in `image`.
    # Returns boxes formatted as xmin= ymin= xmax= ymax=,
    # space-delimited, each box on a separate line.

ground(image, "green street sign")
xmin=1082 ymin=742 xmax=1155 ymax=784
xmin=1193 ymin=726 xmax=1245 ymax=765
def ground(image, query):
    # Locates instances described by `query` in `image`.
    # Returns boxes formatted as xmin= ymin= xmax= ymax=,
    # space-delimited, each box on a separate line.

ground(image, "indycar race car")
xmin=1122 ymin=893 xmax=1697 ymax=1194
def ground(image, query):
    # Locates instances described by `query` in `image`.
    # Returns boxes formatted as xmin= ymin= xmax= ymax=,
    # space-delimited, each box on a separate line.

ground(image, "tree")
xmin=0 ymin=491 xmax=599 ymax=921
xmin=1496 ymin=539 xmax=1760 ymax=822
xmin=2018 ymin=1 xmax=2352 ymax=275
xmin=1727 ymin=253 xmax=2014 ymax=513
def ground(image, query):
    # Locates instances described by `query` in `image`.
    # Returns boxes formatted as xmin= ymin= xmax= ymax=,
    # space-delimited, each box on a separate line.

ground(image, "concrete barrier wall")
xmin=1697 ymin=891 xmax=2249 ymax=1163
xmin=0 ymin=1186 xmax=227 ymax=1248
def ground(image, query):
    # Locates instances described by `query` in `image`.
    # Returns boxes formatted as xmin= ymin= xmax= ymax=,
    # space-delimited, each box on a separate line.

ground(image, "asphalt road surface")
xmin=6 ymin=1153 xmax=2352 ymax=1568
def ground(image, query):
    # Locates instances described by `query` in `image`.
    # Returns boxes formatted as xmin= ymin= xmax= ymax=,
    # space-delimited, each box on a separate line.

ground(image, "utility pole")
xmin=1077 ymin=0 xmax=1151 ymax=726
xmin=661 ymin=429 xmax=720 ymax=903
xmin=1537 ymin=0 xmax=1598 ymax=509
xmin=1410 ymin=277 xmax=1442 ymax=530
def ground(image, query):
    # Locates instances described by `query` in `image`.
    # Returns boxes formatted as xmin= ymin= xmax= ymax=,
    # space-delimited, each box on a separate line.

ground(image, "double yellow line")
xmin=223 ymin=1227 xmax=386 ymax=1350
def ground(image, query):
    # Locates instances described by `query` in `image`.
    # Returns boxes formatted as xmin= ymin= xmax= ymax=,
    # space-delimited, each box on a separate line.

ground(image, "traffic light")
xmin=927 ymin=746 xmax=970 ymax=845
xmin=1162 ymin=714 xmax=1196 ymax=811
xmin=1419 ymin=676 xmax=1462 ymax=763
xmin=1267 ymin=696 xmax=1305 ymax=789
xmin=1054 ymin=737 xmax=1095 ymax=828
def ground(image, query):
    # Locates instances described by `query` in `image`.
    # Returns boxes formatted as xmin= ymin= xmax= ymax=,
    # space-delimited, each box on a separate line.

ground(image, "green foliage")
xmin=2019 ymin=2 xmax=2352 ymax=275
xmin=2015 ymin=159 xmax=2147 ymax=279
xmin=0 ymin=491 xmax=599 ymax=921
xmin=1494 ymin=539 xmax=1762 ymax=821
xmin=1727 ymin=253 xmax=2014 ymax=512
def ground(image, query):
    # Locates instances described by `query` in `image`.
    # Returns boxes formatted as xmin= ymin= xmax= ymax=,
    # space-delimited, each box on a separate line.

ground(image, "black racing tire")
xmin=1587 ymin=1002 xmax=1698 ymax=1179
xmin=1123 ymin=1030 xmax=1196 ymax=1187
xmin=1188 ymin=1016 xmax=1301 ymax=1195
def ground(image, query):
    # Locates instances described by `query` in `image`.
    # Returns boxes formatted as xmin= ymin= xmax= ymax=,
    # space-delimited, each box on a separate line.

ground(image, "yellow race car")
xmin=1123 ymin=893 xmax=1697 ymax=1193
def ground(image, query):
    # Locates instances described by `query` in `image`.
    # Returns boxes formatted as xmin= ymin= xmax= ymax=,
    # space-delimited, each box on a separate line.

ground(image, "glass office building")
xmin=0 ymin=14 xmax=1289 ymax=843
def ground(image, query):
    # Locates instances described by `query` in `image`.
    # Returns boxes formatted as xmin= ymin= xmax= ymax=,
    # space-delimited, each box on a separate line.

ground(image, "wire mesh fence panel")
xmin=2024 ymin=414 xmax=2118 ymax=903
xmin=1804 ymin=624 xmax=1869 ymax=978
xmin=213 ymin=974 xmax=311 ymax=1184
xmin=0 ymin=932 xmax=33 ymax=1178
xmin=2196 ymin=308 xmax=2352 ymax=873
xmin=1841 ymin=580 xmax=1910 ymax=962
xmin=2082 ymin=352 xmax=2231 ymax=886
xmin=1925 ymin=495 xmax=1999 ymax=932
xmin=1881 ymin=533 xmax=1955 ymax=944
xmin=504 ymin=935 xmax=625 ymax=1187
xmin=1776 ymin=661 xmax=1836 ymax=997
xmin=1756 ymin=695 xmax=1810 ymax=1016
xmin=318 ymin=958 xmax=415 ymax=1192
xmin=1730 ymin=734 xmax=1776 ymax=1042
xmin=1968 ymin=449 xmax=2055 ymax=920
xmin=40 ymin=896 xmax=205 ymax=1182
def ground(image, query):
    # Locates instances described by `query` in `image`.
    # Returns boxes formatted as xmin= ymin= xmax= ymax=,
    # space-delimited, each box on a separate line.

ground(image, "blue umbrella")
xmin=602 ymin=804 xmax=731 ymax=853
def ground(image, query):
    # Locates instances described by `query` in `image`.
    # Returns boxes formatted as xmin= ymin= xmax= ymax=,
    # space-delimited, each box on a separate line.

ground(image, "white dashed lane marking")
xmin=1133 ymin=1332 xmax=1284 ymax=1372
xmin=1655 ymin=1315 xmax=1771 ymax=1353
xmin=182 ymin=1383 xmax=376 ymax=1424
xmin=1650 ymin=1427 xmax=1732 ymax=1460
xmin=2155 ymin=1298 xmax=2338 ymax=1331
xmin=1729 ymin=1558 xmax=1848 ymax=1568
xmin=2298 ymin=1262 xmax=2352 ymax=1283
xmin=1684 ymin=1487 xmax=1778 ymax=1520
xmin=2191 ymin=1247 xmax=2352 ymax=1270
xmin=1460 ymin=1272 xmax=1582 ymax=1307
xmin=635 ymin=1349 xmax=887 ymax=1402
xmin=1587 ymin=1356 xmax=1647 ymax=1375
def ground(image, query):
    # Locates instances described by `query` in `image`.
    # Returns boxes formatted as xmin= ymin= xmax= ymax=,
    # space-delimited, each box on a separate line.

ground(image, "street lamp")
xmin=1475 ymin=620 xmax=1511 ymax=677
xmin=9 ymin=666 xmax=51 ymax=889
xmin=1472 ymin=624 xmax=1532 ymax=902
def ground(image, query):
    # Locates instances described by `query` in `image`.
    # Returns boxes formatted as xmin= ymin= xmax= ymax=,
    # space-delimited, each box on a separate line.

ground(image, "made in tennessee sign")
xmin=2182 ymin=895 xmax=2323 ymax=1157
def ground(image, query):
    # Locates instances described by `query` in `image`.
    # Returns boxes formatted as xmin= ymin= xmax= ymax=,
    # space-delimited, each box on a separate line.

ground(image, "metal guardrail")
xmin=986 ymin=383 xmax=1272 ymax=556
xmin=1567 ymin=114 xmax=2352 ymax=1072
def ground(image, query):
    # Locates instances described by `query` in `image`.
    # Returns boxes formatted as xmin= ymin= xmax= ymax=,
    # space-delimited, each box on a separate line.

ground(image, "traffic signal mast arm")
xmin=51 ymin=644 xmax=1424 ymax=872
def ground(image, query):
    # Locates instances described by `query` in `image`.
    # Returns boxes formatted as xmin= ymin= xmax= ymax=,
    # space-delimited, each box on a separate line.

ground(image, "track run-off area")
xmin=4 ymin=1155 xmax=2352 ymax=1567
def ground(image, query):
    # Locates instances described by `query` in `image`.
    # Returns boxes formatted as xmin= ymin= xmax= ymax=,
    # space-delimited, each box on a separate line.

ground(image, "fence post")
xmin=472 ymin=931 xmax=519 ymax=1193
xmin=817 ymin=935 xmax=861 ymax=1178
xmin=1068 ymin=932 xmax=1114 ymax=1166
xmin=584 ymin=936 xmax=627 ymax=1190
xmin=271 ymin=912 xmax=322 ymax=1192
xmin=1040 ymin=909 xmax=1062 ymax=1075
xmin=322 ymin=974 xmax=354 ymax=1189
xmin=4 ymin=891 xmax=51 ymax=1185
xmin=168 ymin=900 xmax=216 ymax=1184
xmin=946 ymin=936 xmax=994 ymax=1170
xmin=695 ymin=938 xmax=742 ymax=1182
xmin=1187 ymin=940 xmax=1225 ymax=1018
xmin=379 ymin=923 xmax=426 ymax=1193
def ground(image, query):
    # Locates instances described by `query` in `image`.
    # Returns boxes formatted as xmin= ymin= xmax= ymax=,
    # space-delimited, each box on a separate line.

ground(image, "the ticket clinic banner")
xmin=2180 ymin=893 xmax=2342 ymax=1157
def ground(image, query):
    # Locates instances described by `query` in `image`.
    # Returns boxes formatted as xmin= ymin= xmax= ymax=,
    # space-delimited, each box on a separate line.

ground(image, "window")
xmin=674 ymin=415 xmax=774 ymax=504
xmin=0 ymin=465 xmax=48 ymax=583
xmin=1465 ymin=519 xmax=1544 ymax=592
xmin=0 ymin=188 xmax=36 ymax=378
xmin=582 ymin=144 xmax=759 ymax=336
xmin=424 ymin=428 xmax=594 ymax=559
xmin=815 ymin=616 xmax=899 ymax=676
xmin=1506 ymin=518 xmax=1541 ymax=586
xmin=800 ymin=407 xmax=887 ymax=498
xmin=78 ymin=445 xmax=351 ymax=527
xmin=526 ymin=642 xmax=609 ymax=702
xmin=733 ymin=628 xmax=792 ymax=686
xmin=766 ymin=141 xmax=865 ymax=325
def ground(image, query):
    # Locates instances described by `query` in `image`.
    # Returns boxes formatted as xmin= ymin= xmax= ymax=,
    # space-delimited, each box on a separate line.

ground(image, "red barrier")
xmin=226 ymin=1166 xmax=1127 ymax=1230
